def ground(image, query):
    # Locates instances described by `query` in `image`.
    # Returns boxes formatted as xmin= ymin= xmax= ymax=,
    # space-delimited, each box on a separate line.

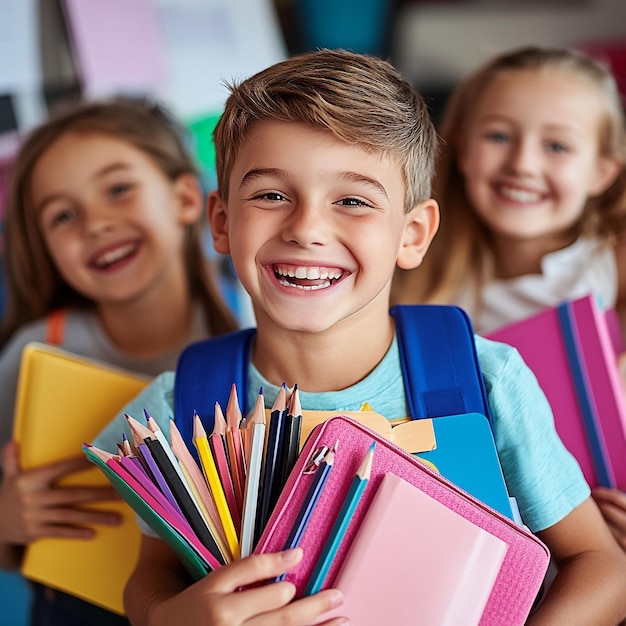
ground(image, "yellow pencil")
xmin=193 ymin=414 xmax=239 ymax=559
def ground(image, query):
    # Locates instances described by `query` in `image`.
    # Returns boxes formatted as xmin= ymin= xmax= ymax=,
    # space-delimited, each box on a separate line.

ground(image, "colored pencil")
xmin=280 ymin=385 xmax=303 ymax=488
xmin=83 ymin=444 xmax=221 ymax=571
xmin=193 ymin=414 xmax=240 ymax=559
xmin=136 ymin=439 xmax=184 ymax=517
xmin=240 ymin=388 xmax=266 ymax=558
xmin=276 ymin=442 xmax=336 ymax=581
xmin=145 ymin=412 xmax=196 ymax=495
xmin=210 ymin=402 xmax=240 ymax=531
xmin=117 ymin=453 xmax=190 ymax=530
xmin=226 ymin=384 xmax=246 ymax=514
xmin=144 ymin=435 xmax=225 ymax=564
xmin=304 ymin=442 xmax=375 ymax=595
xmin=169 ymin=419 xmax=231 ymax=561
xmin=126 ymin=413 xmax=153 ymax=443
xmin=257 ymin=384 xmax=288 ymax=540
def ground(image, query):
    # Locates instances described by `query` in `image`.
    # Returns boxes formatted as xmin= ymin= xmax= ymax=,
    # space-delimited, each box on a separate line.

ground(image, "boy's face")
xmin=209 ymin=120 xmax=437 ymax=334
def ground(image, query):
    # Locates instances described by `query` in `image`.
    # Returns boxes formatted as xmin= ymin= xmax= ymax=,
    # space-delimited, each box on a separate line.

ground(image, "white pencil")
xmin=240 ymin=388 xmax=266 ymax=557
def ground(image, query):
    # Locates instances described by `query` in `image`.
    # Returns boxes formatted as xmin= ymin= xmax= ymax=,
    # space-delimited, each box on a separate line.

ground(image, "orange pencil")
xmin=226 ymin=384 xmax=246 ymax=514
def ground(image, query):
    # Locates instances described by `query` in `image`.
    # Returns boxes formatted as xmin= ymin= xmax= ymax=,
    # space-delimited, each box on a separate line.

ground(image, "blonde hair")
xmin=393 ymin=45 xmax=626 ymax=305
xmin=213 ymin=48 xmax=438 ymax=212
xmin=1 ymin=98 xmax=236 ymax=348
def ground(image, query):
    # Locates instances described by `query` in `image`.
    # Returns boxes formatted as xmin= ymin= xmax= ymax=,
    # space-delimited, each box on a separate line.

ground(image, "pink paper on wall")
xmin=62 ymin=0 xmax=167 ymax=95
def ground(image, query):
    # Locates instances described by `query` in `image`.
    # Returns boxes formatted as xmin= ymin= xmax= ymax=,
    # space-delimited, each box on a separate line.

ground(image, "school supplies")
xmin=193 ymin=415 xmax=239 ymax=559
xmin=12 ymin=342 xmax=149 ymax=615
xmin=240 ymin=389 xmax=267 ymax=558
xmin=174 ymin=305 xmax=514 ymax=520
xmin=209 ymin=403 xmax=240 ymax=532
xmin=87 ymin=394 xmax=547 ymax=623
xmin=255 ymin=415 xmax=550 ymax=626
xmin=257 ymin=384 xmax=288 ymax=538
xmin=487 ymin=294 xmax=626 ymax=489
xmin=282 ymin=443 xmax=335 ymax=553
xmin=305 ymin=442 xmax=374 ymax=595
xmin=280 ymin=384 xmax=303 ymax=486
xmin=315 ymin=472 xmax=507 ymax=626
xmin=82 ymin=444 xmax=220 ymax=578
xmin=225 ymin=384 xmax=246 ymax=515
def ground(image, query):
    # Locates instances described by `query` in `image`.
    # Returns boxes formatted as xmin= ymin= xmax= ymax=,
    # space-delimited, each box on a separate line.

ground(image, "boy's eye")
xmin=335 ymin=197 xmax=373 ymax=208
xmin=251 ymin=191 xmax=288 ymax=202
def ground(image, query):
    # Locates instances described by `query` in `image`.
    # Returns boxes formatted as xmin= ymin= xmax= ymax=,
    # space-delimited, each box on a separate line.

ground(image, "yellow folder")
xmin=13 ymin=342 xmax=150 ymax=615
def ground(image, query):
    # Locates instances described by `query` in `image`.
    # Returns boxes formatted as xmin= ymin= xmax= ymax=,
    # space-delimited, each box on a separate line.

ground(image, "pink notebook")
xmin=487 ymin=294 xmax=626 ymax=489
xmin=316 ymin=472 xmax=507 ymax=626
xmin=256 ymin=416 xmax=550 ymax=626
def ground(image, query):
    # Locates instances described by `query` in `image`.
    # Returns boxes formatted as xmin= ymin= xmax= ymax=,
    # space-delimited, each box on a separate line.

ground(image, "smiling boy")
xmin=95 ymin=49 xmax=626 ymax=625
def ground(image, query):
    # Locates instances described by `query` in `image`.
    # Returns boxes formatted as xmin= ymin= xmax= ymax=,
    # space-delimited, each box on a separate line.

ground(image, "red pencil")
xmin=210 ymin=402 xmax=240 ymax=530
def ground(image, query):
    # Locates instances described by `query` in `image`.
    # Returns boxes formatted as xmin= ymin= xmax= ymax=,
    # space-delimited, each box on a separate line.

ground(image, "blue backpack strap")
xmin=390 ymin=304 xmax=493 ymax=427
xmin=175 ymin=306 xmax=491 ymax=452
xmin=174 ymin=328 xmax=256 ymax=453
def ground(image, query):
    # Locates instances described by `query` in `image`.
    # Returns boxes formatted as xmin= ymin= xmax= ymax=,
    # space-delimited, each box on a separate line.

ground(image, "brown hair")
xmin=393 ymin=45 xmax=626 ymax=305
xmin=213 ymin=48 xmax=438 ymax=212
xmin=1 ymin=98 xmax=236 ymax=348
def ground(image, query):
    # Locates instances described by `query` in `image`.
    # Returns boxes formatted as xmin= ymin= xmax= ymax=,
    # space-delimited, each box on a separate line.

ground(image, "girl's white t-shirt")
xmin=455 ymin=237 xmax=617 ymax=335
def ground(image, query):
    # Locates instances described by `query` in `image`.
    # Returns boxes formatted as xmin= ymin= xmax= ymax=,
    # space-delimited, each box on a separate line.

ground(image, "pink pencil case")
xmin=255 ymin=415 xmax=550 ymax=626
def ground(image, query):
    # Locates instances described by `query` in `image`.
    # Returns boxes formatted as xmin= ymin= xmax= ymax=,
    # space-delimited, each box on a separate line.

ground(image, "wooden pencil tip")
xmin=271 ymin=384 xmax=287 ymax=412
xmin=193 ymin=413 xmax=207 ymax=439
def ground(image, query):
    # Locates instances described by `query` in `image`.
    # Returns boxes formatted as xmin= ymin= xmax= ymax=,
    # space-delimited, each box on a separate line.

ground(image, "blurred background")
xmin=0 ymin=0 xmax=625 ymax=623
xmin=1 ymin=0 xmax=625 ymax=324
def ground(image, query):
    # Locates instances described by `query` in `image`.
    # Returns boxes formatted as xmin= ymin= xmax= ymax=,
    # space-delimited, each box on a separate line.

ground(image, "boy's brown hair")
xmin=213 ymin=48 xmax=438 ymax=213
xmin=2 ymin=98 xmax=236 ymax=348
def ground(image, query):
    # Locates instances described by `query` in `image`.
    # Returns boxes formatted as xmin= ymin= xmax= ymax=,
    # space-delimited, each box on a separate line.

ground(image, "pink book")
xmin=487 ymin=294 xmax=626 ymax=489
xmin=315 ymin=472 xmax=507 ymax=626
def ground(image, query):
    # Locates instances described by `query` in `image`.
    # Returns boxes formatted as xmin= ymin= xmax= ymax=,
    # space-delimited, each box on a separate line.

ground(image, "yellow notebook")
xmin=13 ymin=342 xmax=150 ymax=615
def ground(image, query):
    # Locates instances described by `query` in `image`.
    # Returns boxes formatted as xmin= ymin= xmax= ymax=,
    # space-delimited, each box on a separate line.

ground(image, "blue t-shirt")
xmin=94 ymin=334 xmax=589 ymax=533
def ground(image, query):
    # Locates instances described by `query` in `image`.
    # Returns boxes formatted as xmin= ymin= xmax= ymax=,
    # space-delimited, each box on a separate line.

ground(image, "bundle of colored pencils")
xmin=84 ymin=383 xmax=306 ymax=574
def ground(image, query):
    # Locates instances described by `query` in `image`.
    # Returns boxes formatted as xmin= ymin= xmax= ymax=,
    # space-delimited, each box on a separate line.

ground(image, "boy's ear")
xmin=207 ymin=190 xmax=230 ymax=254
xmin=396 ymin=199 xmax=440 ymax=270
xmin=589 ymin=155 xmax=622 ymax=197
xmin=173 ymin=173 xmax=204 ymax=224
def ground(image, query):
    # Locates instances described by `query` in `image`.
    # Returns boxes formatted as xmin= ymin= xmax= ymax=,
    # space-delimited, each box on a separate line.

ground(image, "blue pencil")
xmin=305 ymin=442 xmax=375 ymax=595
xmin=276 ymin=441 xmax=337 ymax=581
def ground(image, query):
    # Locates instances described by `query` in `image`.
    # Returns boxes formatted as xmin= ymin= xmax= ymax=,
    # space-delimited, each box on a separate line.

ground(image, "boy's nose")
xmin=281 ymin=204 xmax=329 ymax=246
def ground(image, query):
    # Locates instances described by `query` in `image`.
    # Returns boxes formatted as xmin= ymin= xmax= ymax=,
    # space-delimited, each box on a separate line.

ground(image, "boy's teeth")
xmin=274 ymin=264 xmax=344 ymax=288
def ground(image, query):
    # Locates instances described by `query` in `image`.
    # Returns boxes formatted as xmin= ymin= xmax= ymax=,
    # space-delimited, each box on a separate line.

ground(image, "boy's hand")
xmin=0 ymin=440 xmax=122 ymax=545
xmin=592 ymin=486 xmax=626 ymax=550
xmin=148 ymin=549 xmax=347 ymax=626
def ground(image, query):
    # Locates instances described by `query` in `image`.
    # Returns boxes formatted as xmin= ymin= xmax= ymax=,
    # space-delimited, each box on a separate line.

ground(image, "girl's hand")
xmin=0 ymin=440 xmax=122 ymax=545
xmin=148 ymin=548 xmax=347 ymax=626
xmin=592 ymin=486 xmax=626 ymax=550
